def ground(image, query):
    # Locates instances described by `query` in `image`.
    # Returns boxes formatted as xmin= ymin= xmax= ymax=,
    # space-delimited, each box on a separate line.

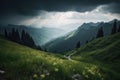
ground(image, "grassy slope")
xmin=0 ymin=33 xmax=120 ymax=80
xmin=72 ymin=32 xmax=120 ymax=62
xmin=0 ymin=36 xmax=100 ymax=80
xmin=71 ymin=33 xmax=120 ymax=80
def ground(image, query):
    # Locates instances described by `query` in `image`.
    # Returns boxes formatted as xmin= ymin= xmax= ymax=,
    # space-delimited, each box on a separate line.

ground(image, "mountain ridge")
xmin=45 ymin=19 xmax=120 ymax=52
xmin=0 ymin=24 xmax=68 ymax=46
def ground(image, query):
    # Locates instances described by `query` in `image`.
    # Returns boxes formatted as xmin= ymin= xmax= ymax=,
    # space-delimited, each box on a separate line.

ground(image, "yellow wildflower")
xmin=40 ymin=74 xmax=45 ymax=79
xmin=33 ymin=74 xmax=38 ymax=78
xmin=54 ymin=68 xmax=59 ymax=72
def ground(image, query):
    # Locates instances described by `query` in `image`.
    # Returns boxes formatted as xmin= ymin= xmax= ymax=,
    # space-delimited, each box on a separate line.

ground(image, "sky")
xmin=0 ymin=0 xmax=120 ymax=30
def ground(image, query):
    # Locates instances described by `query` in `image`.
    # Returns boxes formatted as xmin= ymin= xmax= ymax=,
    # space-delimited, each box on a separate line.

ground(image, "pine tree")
xmin=8 ymin=30 xmax=11 ymax=40
xmin=111 ymin=19 xmax=117 ymax=34
xmin=4 ymin=29 xmax=8 ymax=38
xmin=86 ymin=40 xmax=88 ymax=44
xmin=5 ymin=28 xmax=36 ymax=49
xmin=21 ymin=30 xmax=26 ymax=44
xmin=15 ymin=29 xmax=20 ymax=43
xmin=30 ymin=36 xmax=35 ymax=47
xmin=44 ymin=48 xmax=47 ymax=52
xmin=96 ymin=27 xmax=104 ymax=38
xmin=118 ymin=25 xmax=120 ymax=32
xmin=21 ymin=29 xmax=35 ymax=48
xmin=76 ymin=41 xmax=80 ymax=48
xmin=7 ymin=28 xmax=15 ymax=41
xmin=36 ymin=46 xmax=42 ymax=50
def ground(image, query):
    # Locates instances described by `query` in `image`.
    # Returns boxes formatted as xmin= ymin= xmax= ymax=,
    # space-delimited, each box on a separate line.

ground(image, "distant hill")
xmin=72 ymin=32 xmax=120 ymax=62
xmin=0 ymin=24 xmax=68 ymax=46
xmin=70 ymin=32 xmax=120 ymax=80
xmin=45 ymin=19 xmax=120 ymax=52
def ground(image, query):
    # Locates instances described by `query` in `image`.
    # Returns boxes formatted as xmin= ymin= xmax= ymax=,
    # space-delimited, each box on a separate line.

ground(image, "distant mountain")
xmin=72 ymin=32 xmax=120 ymax=62
xmin=45 ymin=19 xmax=120 ymax=52
xmin=0 ymin=24 xmax=68 ymax=46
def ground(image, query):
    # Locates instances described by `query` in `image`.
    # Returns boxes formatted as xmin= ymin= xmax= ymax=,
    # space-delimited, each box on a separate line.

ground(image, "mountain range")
xmin=0 ymin=24 xmax=68 ymax=46
xmin=0 ymin=19 xmax=120 ymax=52
xmin=44 ymin=19 xmax=120 ymax=52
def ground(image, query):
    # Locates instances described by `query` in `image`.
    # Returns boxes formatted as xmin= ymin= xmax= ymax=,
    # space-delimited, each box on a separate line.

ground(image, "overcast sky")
xmin=0 ymin=0 xmax=120 ymax=30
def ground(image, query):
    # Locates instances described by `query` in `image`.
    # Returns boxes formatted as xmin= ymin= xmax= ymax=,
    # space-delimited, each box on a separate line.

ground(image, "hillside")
xmin=0 ymin=24 xmax=67 ymax=46
xmin=0 ymin=33 xmax=120 ymax=80
xmin=72 ymin=32 xmax=120 ymax=62
xmin=71 ymin=33 xmax=120 ymax=80
xmin=45 ymin=20 xmax=120 ymax=52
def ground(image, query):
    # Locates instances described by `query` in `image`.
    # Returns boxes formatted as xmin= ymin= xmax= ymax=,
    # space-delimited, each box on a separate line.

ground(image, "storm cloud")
xmin=0 ymin=0 xmax=120 ymax=28
xmin=0 ymin=0 xmax=120 ymax=16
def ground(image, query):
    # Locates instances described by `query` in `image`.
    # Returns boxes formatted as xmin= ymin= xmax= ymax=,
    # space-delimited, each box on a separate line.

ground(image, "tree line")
xmin=96 ymin=19 xmax=120 ymax=38
xmin=76 ymin=19 xmax=120 ymax=49
xmin=4 ymin=28 xmax=41 ymax=50
xmin=3 ymin=20 xmax=120 ymax=51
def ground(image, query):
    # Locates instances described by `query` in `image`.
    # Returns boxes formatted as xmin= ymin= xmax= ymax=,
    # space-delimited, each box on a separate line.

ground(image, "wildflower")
xmin=69 ymin=65 xmax=71 ymax=68
xmin=73 ymin=69 xmax=75 ymax=72
xmin=40 ymin=74 xmax=45 ymax=79
xmin=54 ymin=68 xmax=59 ymax=72
xmin=44 ymin=70 xmax=50 ymax=76
xmin=53 ymin=62 xmax=57 ymax=66
xmin=72 ymin=74 xmax=83 ymax=80
xmin=33 ymin=74 xmax=38 ymax=78
xmin=0 ymin=70 xmax=5 ymax=74
xmin=46 ymin=72 xmax=50 ymax=76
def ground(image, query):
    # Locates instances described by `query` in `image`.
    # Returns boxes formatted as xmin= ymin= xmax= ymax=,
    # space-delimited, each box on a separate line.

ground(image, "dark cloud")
xmin=101 ymin=3 xmax=120 ymax=14
xmin=0 ymin=0 xmax=120 ymax=25
xmin=0 ymin=0 xmax=120 ymax=16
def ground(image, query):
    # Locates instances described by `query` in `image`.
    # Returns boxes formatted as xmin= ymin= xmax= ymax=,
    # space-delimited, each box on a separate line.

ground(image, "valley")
xmin=0 ymin=32 xmax=120 ymax=80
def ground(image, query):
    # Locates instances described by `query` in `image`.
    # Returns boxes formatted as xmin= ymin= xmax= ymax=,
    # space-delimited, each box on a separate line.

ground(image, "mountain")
xmin=71 ymin=32 xmax=120 ymax=80
xmin=45 ymin=19 xmax=120 ymax=52
xmin=72 ymin=32 xmax=120 ymax=62
xmin=0 ymin=32 xmax=120 ymax=80
xmin=0 ymin=24 xmax=68 ymax=46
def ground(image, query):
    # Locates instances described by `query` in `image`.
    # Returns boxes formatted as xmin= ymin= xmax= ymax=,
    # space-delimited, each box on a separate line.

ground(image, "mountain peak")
xmin=109 ymin=19 xmax=119 ymax=23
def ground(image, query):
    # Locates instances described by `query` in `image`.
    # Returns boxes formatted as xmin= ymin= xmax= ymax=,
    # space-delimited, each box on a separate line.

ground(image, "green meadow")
xmin=0 ymin=33 xmax=120 ymax=80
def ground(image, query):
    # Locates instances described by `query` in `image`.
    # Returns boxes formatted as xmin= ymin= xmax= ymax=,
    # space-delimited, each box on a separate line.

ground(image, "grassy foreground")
xmin=0 ymin=33 xmax=120 ymax=80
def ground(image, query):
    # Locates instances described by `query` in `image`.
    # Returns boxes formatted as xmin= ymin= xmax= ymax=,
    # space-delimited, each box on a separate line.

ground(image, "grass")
xmin=71 ymin=33 xmax=120 ymax=80
xmin=0 ymin=33 xmax=120 ymax=80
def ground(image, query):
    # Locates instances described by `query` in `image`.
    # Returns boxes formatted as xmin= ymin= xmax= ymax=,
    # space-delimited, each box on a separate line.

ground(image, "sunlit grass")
xmin=0 ymin=33 xmax=120 ymax=80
